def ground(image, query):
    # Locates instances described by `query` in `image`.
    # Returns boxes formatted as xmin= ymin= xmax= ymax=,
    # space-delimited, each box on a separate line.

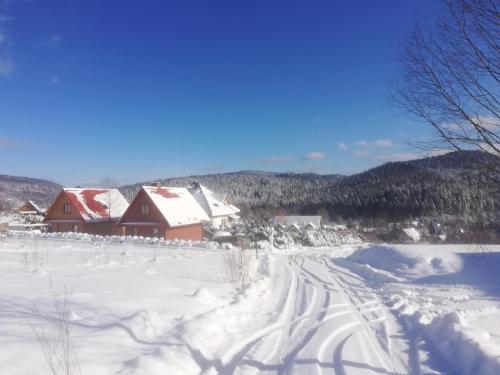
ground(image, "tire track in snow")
xmin=224 ymin=253 xmax=409 ymax=374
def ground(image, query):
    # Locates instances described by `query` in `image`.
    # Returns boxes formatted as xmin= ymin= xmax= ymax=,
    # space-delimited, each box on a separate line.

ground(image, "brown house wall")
xmin=50 ymin=221 xmax=83 ymax=233
xmin=18 ymin=202 xmax=37 ymax=212
xmin=84 ymin=221 xmax=121 ymax=236
xmin=165 ymin=224 xmax=203 ymax=241
xmin=45 ymin=192 xmax=82 ymax=222
xmin=45 ymin=191 xmax=121 ymax=235
xmin=122 ymin=224 xmax=166 ymax=237
xmin=119 ymin=189 xmax=165 ymax=224
xmin=120 ymin=188 xmax=204 ymax=241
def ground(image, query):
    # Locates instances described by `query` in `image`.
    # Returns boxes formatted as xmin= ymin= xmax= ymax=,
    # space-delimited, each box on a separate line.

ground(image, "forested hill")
xmin=0 ymin=175 xmax=62 ymax=211
xmin=120 ymin=151 xmax=500 ymax=220
xmin=1 ymin=151 xmax=497 ymax=220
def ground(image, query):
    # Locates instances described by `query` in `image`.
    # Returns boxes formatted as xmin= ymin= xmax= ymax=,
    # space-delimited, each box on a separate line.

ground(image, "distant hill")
xmin=2 ymin=151 xmax=498 ymax=221
xmin=0 ymin=175 xmax=62 ymax=211
xmin=120 ymin=151 xmax=499 ymax=220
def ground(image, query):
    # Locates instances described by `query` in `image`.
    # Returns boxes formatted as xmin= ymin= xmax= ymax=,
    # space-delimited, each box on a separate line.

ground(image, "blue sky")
xmin=0 ymin=0 xmax=439 ymax=186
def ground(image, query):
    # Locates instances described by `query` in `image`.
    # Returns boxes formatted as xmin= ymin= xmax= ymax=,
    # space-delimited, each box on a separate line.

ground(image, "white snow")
xmin=61 ymin=188 xmax=129 ymax=221
xmin=1 ymin=235 xmax=499 ymax=375
xmin=273 ymin=215 xmax=322 ymax=228
xmin=340 ymin=244 xmax=500 ymax=374
xmin=189 ymin=184 xmax=240 ymax=218
xmin=0 ymin=236 xmax=271 ymax=375
xmin=402 ymin=227 xmax=421 ymax=241
xmin=141 ymin=186 xmax=210 ymax=227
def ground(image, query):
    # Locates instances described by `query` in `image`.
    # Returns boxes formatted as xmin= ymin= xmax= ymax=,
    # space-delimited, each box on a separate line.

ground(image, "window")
xmin=152 ymin=227 xmax=159 ymax=237
xmin=133 ymin=227 xmax=138 ymax=236
xmin=140 ymin=204 xmax=149 ymax=215
xmin=73 ymin=224 xmax=79 ymax=232
xmin=63 ymin=203 xmax=71 ymax=213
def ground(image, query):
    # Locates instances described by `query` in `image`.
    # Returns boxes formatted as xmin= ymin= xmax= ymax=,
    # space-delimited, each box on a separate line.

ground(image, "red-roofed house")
xmin=118 ymin=186 xmax=210 ymax=240
xmin=44 ymin=188 xmax=129 ymax=235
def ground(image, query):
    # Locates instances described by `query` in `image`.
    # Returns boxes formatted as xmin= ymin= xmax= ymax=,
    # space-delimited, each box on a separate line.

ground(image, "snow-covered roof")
xmin=188 ymin=183 xmax=240 ymax=218
xmin=28 ymin=200 xmax=44 ymax=213
xmin=305 ymin=222 xmax=317 ymax=229
xmin=273 ymin=216 xmax=322 ymax=228
xmin=63 ymin=188 xmax=129 ymax=222
xmin=142 ymin=186 xmax=210 ymax=227
xmin=288 ymin=223 xmax=303 ymax=233
xmin=213 ymin=231 xmax=233 ymax=239
xmin=402 ymin=227 xmax=421 ymax=241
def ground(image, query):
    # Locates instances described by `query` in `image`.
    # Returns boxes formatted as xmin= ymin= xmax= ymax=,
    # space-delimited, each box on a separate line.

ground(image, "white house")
xmin=188 ymin=182 xmax=240 ymax=229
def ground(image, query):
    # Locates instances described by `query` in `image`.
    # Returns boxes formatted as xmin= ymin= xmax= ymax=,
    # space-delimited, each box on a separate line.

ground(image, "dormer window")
xmin=140 ymin=204 xmax=149 ymax=215
xmin=63 ymin=203 xmax=71 ymax=213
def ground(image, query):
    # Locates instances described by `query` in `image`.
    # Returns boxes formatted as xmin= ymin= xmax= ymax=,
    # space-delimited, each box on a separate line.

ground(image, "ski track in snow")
xmin=3 ymin=237 xmax=499 ymax=375
xmin=217 ymin=252 xmax=410 ymax=375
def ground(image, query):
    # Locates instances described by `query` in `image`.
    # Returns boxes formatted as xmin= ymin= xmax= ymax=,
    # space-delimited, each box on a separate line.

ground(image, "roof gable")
xmin=189 ymin=184 xmax=240 ymax=218
xmin=63 ymin=188 xmax=129 ymax=222
xmin=142 ymin=186 xmax=210 ymax=227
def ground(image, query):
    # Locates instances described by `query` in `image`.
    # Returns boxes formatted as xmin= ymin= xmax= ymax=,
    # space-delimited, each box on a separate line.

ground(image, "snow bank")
xmin=402 ymin=227 xmax=420 ymax=241
xmin=0 ymin=237 xmax=276 ymax=375
xmin=346 ymin=244 xmax=464 ymax=280
xmin=424 ymin=312 xmax=500 ymax=375
xmin=7 ymin=230 xmax=225 ymax=249
xmin=339 ymin=244 xmax=500 ymax=374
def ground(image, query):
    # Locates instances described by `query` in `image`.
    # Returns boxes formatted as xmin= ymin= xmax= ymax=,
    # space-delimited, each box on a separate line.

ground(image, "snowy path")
xmin=215 ymin=252 xmax=409 ymax=375
xmin=3 ymin=237 xmax=499 ymax=374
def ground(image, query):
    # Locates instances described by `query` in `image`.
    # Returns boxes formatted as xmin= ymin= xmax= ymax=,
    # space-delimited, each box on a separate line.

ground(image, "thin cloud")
xmin=355 ymin=140 xmax=369 ymax=147
xmin=378 ymin=149 xmax=451 ymax=162
xmin=304 ymin=151 xmax=326 ymax=161
xmin=373 ymin=139 xmax=393 ymax=147
xmin=338 ymin=142 xmax=349 ymax=151
xmin=0 ymin=136 xmax=11 ymax=147
xmin=50 ymin=75 xmax=60 ymax=84
xmin=0 ymin=53 xmax=13 ymax=76
xmin=35 ymin=33 xmax=61 ymax=48
xmin=353 ymin=150 xmax=369 ymax=157
xmin=0 ymin=2 xmax=14 ymax=78
xmin=262 ymin=155 xmax=294 ymax=163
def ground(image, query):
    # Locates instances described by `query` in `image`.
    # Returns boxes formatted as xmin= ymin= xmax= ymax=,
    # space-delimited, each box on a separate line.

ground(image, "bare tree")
xmin=391 ymin=0 xmax=499 ymax=163
xmin=100 ymin=177 xmax=118 ymax=220
xmin=30 ymin=283 xmax=81 ymax=375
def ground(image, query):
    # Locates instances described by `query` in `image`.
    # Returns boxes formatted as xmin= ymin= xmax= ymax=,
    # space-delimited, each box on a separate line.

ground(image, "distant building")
xmin=44 ymin=188 xmax=129 ymax=235
xmin=118 ymin=185 xmax=210 ymax=240
xmin=188 ymin=182 xmax=240 ymax=228
xmin=273 ymin=216 xmax=322 ymax=229
xmin=17 ymin=200 xmax=45 ymax=215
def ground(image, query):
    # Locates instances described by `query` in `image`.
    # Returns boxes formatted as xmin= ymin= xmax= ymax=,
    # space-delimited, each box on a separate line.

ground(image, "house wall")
xmin=49 ymin=221 xmax=84 ymax=233
xmin=119 ymin=189 xmax=166 ymax=238
xmin=120 ymin=189 xmax=204 ymax=241
xmin=120 ymin=189 xmax=166 ymax=224
xmin=45 ymin=192 xmax=83 ymax=222
xmin=18 ymin=202 xmax=37 ymax=212
xmin=45 ymin=191 xmax=121 ymax=235
xmin=122 ymin=224 xmax=166 ymax=238
xmin=165 ymin=224 xmax=203 ymax=241
xmin=84 ymin=221 xmax=121 ymax=236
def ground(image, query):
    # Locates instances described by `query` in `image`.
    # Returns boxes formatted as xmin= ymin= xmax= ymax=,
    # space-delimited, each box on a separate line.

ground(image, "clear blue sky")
xmin=0 ymin=0 xmax=438 ymax=186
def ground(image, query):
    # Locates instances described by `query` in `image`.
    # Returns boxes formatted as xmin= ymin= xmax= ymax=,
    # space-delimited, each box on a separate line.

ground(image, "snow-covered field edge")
xmin=336 ymin=244 xmax=500 ymax=375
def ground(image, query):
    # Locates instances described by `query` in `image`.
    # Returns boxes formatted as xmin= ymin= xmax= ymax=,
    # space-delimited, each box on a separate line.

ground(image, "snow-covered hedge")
xmin=6 ymin=230 xmax=223 ymax=249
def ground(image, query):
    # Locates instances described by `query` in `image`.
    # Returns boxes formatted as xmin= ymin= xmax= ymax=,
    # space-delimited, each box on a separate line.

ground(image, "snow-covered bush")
xmin=222 ymin=249 xmax=252 ymax=286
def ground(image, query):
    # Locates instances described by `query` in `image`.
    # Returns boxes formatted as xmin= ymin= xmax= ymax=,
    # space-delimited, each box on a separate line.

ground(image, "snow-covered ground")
xmin=1 ymin=236 xmax=499 ymax=374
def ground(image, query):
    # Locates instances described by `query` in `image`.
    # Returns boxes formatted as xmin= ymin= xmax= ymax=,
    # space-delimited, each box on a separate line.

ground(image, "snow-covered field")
xmin=1 ymin=236 xmax=499 ymax=374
